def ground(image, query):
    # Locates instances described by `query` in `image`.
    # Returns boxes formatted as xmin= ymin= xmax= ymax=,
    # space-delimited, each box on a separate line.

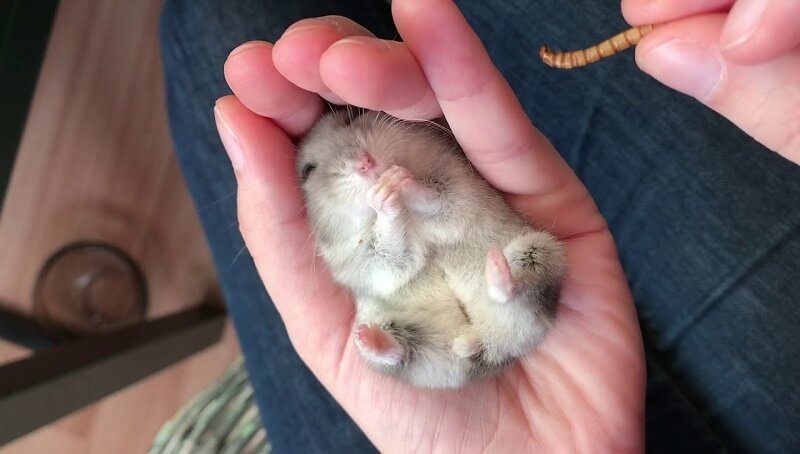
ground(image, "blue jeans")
xmin=159 ymin=0 xmax=800 ymax=452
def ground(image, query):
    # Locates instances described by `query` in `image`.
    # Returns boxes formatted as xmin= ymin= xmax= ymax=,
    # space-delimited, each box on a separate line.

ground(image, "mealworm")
xmin=539 ymin=24 xmax=656 ymax=69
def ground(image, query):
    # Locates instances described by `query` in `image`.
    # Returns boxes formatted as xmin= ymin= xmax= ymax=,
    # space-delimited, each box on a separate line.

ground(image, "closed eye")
xmin=301 ymin=163 xmax=317 ymax=181
xmin=343 ymin=108 xmax=364 ymax=126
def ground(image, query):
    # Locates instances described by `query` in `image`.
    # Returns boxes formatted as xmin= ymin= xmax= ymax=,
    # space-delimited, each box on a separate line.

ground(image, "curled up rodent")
xmin=297 ymin=108 xmax=566 ymax=388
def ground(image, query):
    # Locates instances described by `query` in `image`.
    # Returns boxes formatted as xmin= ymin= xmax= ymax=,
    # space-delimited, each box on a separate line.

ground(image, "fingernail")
xmin=283 ymin=19 xmax=337 ymax=37
xmin=229 ymin=40 xmax=270 ymax=58
xmin=720 ymin=0 xmax=768 ymax=51
xmin=330 ymin=36 xmax=391 ymax=52
xmin=638 ymin=40 xmax=723 ymax=101
xmin=214 ymin=104 xmax=245 ymax=170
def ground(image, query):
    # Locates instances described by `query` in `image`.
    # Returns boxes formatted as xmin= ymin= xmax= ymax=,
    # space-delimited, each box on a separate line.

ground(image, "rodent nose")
xmin=356 ymin=152 xmax=375 ymax=174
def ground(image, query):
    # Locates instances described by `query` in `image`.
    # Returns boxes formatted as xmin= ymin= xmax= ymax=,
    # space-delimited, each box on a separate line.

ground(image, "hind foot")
xmin=474 ymin=232 xmax=565 ymax=361
xmin=354 ymin=324 xmax=404 ymax=367
xmin=486 ymin=248 xmax=514 ymax=303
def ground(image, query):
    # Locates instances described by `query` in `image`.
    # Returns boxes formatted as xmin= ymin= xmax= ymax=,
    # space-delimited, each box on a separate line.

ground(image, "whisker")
xmin=230 ymin=244 xmax=249 ymax=267
xmin=198 ymin=190 xmax=237 ymax=212
xmin=301 ymin=230 xmax=315 ymax=252
xmin=312 ymin=251 xmax=319 ymax=289
xmin=406 ymin=117 xmax=453 ymax=137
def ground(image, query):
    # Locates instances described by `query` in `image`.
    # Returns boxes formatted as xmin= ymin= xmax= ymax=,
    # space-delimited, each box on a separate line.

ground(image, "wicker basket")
xmin=150 ymin=358 xmax=270 ymax=454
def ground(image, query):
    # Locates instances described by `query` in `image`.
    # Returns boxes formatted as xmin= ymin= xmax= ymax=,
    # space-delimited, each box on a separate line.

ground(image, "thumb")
xmin=636 ymin=14 xmax=800 ymax=164
xmin=213 ymin=95 xmax=353 ymax=366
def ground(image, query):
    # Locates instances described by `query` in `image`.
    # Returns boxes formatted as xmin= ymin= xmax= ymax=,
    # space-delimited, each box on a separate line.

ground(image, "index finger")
xmin=391 ymin=0 xmax=575 ymax=198
xmin=392 ymin=0 xmax=607 ymax=238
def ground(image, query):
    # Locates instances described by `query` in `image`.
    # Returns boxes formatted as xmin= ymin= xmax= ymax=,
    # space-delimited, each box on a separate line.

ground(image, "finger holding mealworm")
xmin=636 ymin=14 xmax=800 ymax=163
xmin=539 ymin=25 xmax=655 ymax=69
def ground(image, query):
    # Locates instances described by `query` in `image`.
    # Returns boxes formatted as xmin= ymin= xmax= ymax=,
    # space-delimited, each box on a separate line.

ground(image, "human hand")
xmin=215 ymin=0 xmax=644 ymax=451
xmin=622 ymin=0 xmax=800 ymax=163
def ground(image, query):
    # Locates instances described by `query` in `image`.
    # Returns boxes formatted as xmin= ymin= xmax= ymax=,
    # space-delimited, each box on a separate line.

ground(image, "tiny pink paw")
xmin=486 ymin=248 xmax=514 ymax=303
xmin=354 ymin=324 xmax=404 ymax=366
xmin=368 ymin=183 xmax=402 ymax=217
xmin=368 ymin=167 xmax=412 ymax=217
xmin=382 ymin=165 xmax=414 ymax=190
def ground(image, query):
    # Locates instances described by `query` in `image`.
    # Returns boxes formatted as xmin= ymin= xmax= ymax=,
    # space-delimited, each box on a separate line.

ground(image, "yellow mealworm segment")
xmin=539 ymin=24 xmax=656 ymax=69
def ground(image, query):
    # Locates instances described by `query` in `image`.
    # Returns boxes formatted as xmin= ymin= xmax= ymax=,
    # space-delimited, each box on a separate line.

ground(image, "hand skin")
xmin=215 ymin=0 xmax=645 ymax=451
xmin=622 ymin=0 xmax=800 ymax=163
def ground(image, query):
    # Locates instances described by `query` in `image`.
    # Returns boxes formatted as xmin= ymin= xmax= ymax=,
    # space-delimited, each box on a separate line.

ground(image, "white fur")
xmin=297 ymin=110 xmax=566 ymax=388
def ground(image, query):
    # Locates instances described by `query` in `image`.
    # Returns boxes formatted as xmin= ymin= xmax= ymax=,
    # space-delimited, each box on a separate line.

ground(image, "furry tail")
xmin=539 ymin=24 xmax=655 ymax=69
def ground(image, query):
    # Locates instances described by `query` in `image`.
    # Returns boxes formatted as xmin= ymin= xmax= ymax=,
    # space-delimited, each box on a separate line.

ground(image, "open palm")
xmin=214 ymin=0 xmax=645 ymax=451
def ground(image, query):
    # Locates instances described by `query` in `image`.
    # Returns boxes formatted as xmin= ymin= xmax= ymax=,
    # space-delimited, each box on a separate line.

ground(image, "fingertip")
xmin=213 ymin=95 xmax=296 ymax=188
xmin=214 ymin=96 xmax=246 ymax=172
xmin=318 ymin=37 xmax=392 ymax=105
xmin=620 ymin=0 xmax=655 ymax=26
xmin=224 ymin=40 xmax=274 ymax=79
xmin=224 ymin=40 xmax=322 ymax=136
xmin=224 ymin=40 xmax=308 ymax=117
xmin=634 ymin=16 xmax=726 ymax=101
xmin=390 ymin=0 xmax=423 ymax=21
xmin=319 ymin=37 xmax=441 ymax=119
xmin=273 ymin=16 xmax=375 ymax=103
xmin=273 ymin=24 xmax=342 ymax=93
xmin=214 ymin=94 xmax=240 ymax=111
xmin=635 ymin=15 xmax=727 ymax=63
xmin=228 ymin=39 xmax=267 ymax=57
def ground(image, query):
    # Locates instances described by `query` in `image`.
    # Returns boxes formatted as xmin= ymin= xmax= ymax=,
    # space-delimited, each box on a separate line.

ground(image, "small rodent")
xmin=297 ymin=109 xmax=566 ymax=388
xmin=540 ymin=24 xmax=656 ymax=69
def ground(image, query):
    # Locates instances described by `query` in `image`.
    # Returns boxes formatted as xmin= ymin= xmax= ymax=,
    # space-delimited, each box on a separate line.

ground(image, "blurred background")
xmin=0 ymin=0 xmax=241 ymax=451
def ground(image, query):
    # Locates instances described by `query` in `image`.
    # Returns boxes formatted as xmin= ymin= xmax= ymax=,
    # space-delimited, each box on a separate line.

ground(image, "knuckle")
xmin=435 ymin=66 xmax=493 ymax=104
xmin=471 ymin=130 xmax=537 ymax=168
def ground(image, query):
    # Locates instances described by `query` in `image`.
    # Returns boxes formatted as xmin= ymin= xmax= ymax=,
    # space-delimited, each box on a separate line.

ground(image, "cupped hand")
xmin=214 ymin=0 xmax=644 ymax=451
xmin=622 ymin=0 xmax=800 ymax=163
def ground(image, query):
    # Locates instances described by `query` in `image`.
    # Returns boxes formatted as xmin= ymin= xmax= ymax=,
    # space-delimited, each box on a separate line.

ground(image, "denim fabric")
xmin=159 ymin=1 xmax=395 ymax=452
xmin=159 ymin=0 xmax=800 ymax=452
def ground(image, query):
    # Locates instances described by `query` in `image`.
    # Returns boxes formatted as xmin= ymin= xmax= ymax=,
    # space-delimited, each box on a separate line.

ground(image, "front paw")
xmin=368 ymin=166 xmax=412 ymax=217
